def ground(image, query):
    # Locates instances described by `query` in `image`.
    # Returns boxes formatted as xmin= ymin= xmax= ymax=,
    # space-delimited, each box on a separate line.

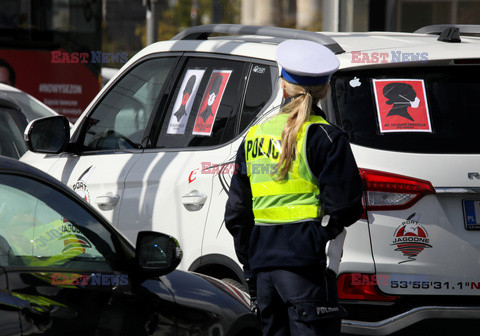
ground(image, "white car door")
xmin=117 ymin=55 xmax=252 ymax=271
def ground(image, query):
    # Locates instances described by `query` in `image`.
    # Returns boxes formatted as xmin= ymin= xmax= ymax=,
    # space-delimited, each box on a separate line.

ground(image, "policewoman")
xmin=225 ymin=40 xmax=363 ymax=336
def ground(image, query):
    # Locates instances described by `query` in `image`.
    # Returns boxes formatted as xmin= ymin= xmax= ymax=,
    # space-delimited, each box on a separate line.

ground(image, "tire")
xmin=221 ymin=278 xmax=245 ymax=291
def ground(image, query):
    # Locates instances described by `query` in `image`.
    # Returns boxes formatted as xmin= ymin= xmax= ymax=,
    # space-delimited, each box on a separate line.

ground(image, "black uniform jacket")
xmin=225 ymin=105 xmax=363 ymax=278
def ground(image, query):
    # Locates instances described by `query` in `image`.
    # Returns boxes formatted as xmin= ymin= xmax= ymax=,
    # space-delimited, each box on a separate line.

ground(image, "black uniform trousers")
xmin=256 ymin=266 xmax=342 ymax=336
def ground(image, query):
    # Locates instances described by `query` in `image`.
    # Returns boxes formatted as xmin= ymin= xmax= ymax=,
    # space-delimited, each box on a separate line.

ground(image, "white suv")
xmin=22 ymin=24 xmax=480 ymax=334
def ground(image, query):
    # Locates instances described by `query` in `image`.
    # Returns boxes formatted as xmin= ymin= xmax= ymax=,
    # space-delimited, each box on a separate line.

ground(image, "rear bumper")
xmin=341 ymin=306 xmax=480 ymax=335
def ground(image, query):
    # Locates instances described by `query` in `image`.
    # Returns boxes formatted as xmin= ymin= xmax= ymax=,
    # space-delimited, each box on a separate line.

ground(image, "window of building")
xmin=398 ymin=0 xmax=480 ymax=32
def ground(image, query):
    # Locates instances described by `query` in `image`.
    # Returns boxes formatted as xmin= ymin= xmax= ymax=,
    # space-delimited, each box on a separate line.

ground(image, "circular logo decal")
xmin=392 ymin=213 xmax=432 ymax=264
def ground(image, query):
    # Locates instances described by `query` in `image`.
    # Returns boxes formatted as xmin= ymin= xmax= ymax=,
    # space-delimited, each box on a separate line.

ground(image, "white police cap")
xmin=276 ymin=39 xmax=340 ymax=85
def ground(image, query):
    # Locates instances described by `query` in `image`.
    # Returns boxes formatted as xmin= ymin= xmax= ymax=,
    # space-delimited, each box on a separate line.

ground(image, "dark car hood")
xmin=141 ymin=270 xmax=255 ymax=336
xmin=161 ymin=270 xmax=249 ymax=313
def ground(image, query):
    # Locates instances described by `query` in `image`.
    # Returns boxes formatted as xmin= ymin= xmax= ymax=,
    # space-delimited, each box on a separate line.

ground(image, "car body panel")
xmin=44 ymin=152 xmax=142 ymax=226
xmin=352 ymin=145 xmax=480 ymax=187
xmin=159 ymin=270 xmax=252 ymax=335
xmin=351 ymin=145 xmax=480 ymax=296
xmin=336 ymin=219 xmax=376 ymax=275
xmin=118 ymin=145 xmax=234 ymax=270
xmin=0 ymin=270 xmax=21 ymax=336
xmin=6 ymin=270 xmax=177 ymax=335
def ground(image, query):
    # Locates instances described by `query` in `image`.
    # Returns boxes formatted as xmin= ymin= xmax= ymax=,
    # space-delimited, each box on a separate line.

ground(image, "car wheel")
xmin=221 ymin=278 xmax=244 ymax=290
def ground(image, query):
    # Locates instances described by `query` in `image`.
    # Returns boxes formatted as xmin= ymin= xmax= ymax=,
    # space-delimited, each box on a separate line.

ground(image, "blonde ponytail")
xmin=275 ymin=80 xmax=329 ymax=180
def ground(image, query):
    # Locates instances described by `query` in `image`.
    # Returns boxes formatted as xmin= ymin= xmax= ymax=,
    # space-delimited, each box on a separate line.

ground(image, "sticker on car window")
xmin=252 ymin=65 xmax=266 ymax=74
xmin=192 ymin=70 xmax=232 ymax=136
xmin=373 ymin=79 xmax=432 ymax=133
xmin=167 ymin=69 xmax=206 ymax=135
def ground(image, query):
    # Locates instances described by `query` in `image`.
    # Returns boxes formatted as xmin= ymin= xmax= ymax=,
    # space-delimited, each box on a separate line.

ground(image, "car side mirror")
xmin=24 ymin=115 xmax=70 ymax=154
xmin=135 ymin=231 xmax=183 ymax=277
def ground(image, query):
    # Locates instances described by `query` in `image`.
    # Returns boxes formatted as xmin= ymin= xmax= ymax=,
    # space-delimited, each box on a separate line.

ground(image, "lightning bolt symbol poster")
xmin=193 ymin=70 xmax=232 ymax=136
xmin=167 ymin=69 xmax=205 ymax=135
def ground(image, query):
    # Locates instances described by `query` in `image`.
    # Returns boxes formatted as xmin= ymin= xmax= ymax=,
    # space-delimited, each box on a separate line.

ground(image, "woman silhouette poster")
xmin=167 ymin=69 xmax=205 ymax=135
xmin=193 ymin=69 xmax=232 ymax=136
xmin=373 ymin=79 xmax=432 ymax=133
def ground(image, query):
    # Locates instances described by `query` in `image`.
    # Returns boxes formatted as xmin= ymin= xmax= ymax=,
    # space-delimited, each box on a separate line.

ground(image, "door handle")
xmin=95 ymin=193 xmax=120 ymax=211
xmin=181 ymin=190 xmax=207 ymax=211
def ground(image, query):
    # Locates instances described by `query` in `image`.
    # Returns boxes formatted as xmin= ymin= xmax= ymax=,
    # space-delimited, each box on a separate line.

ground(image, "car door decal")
xmin=391 ymin=213 xmax=433 ymax=264
xmin=72 ymin=165 xmax=94 ymax=202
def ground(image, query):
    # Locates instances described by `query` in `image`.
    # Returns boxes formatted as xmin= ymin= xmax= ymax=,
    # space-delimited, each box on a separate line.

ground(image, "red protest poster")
xmin=373 ymin=79 xmax=432 ymax=133
xmin=1 ymin=50 xmax=99 ymax=123
xmin=193 ymin=70 xmax=232 ymax=136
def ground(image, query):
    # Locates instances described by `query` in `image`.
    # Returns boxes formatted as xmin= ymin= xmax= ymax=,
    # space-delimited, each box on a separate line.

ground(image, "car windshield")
xmin=331 ymin=66 xmax=480 ymax=154
xmin=8 ymin=91 xmax=56 ymax=121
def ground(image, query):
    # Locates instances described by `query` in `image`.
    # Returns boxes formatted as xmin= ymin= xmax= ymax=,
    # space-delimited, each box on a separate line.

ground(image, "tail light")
xmin=360 ymin=168 xmax=435 ymax=212
xmin=337 ymin=273 xmax=400 ymax=302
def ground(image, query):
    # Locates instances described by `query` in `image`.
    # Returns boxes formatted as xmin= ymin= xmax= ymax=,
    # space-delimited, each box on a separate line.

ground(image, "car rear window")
xmin=331 ymin=66 xmax=480 ymax=154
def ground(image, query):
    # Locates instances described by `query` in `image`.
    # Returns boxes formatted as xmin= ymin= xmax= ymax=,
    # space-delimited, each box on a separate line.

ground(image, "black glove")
xmin=325 ymin=222 xmax=344 ymax=240
xmin=324 ymin=215 xmax=345 ymax=240
xmin=246 ymin=277 xmax=258 ymax=316
xmin=246 ymin=277 xmax=257 ymax=299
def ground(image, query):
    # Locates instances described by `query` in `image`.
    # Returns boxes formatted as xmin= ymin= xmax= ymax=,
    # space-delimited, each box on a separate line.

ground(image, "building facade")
xmin=241 ymin=0 xmax=480 ymax=32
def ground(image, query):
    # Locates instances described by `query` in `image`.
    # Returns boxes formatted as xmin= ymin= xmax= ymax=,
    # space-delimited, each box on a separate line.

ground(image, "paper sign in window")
xmin=167 ymin=69 xmax=205 ymax=135
xmin=373 ymin=79 xmax=432 ymax=133
xmin=193 ymin=70 xmax=232 ymax=136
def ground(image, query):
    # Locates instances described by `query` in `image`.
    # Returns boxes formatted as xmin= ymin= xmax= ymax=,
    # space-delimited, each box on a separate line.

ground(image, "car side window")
xmin=0 ymin=175 xmax=120 ymax=271
xmin=81 ymin=57 xmax=178 ymax=151
xmin=155 ymin=57 xmax=247 ymax=148
xmin=239 ymin=63 xmax=277 ymax=134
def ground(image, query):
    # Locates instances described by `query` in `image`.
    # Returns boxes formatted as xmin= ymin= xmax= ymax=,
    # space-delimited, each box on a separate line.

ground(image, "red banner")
xmin=1 ymin=50 xmax=100 ymax=122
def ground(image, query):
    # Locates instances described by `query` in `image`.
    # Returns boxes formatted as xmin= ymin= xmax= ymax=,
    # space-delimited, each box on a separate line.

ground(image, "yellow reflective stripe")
xmin=24 ymin=249 xmax=83 ymax=267
xmin=251 ymin=180 xmax=318 ymax=197
xmin=253 ymin=205 xmax=319 ymax=223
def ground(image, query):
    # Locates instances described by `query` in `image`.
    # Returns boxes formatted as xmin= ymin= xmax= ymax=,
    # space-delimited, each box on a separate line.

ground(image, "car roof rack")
xmin=437 ymin=27 xmax=461 ymax=43
xmin=414 ymin=24 xmax=480 ymax=35
xmin=171 ymin=24 xmax=345 ymax=54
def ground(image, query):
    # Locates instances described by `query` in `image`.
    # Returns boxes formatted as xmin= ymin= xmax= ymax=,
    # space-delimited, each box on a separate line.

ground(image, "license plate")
xmin=463 ymin=200 xmax=480 ymax=230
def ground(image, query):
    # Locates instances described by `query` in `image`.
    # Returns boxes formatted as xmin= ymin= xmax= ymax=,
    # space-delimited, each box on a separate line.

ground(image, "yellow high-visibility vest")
xmin=245 ymin=113 xmax=330 ymax=224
